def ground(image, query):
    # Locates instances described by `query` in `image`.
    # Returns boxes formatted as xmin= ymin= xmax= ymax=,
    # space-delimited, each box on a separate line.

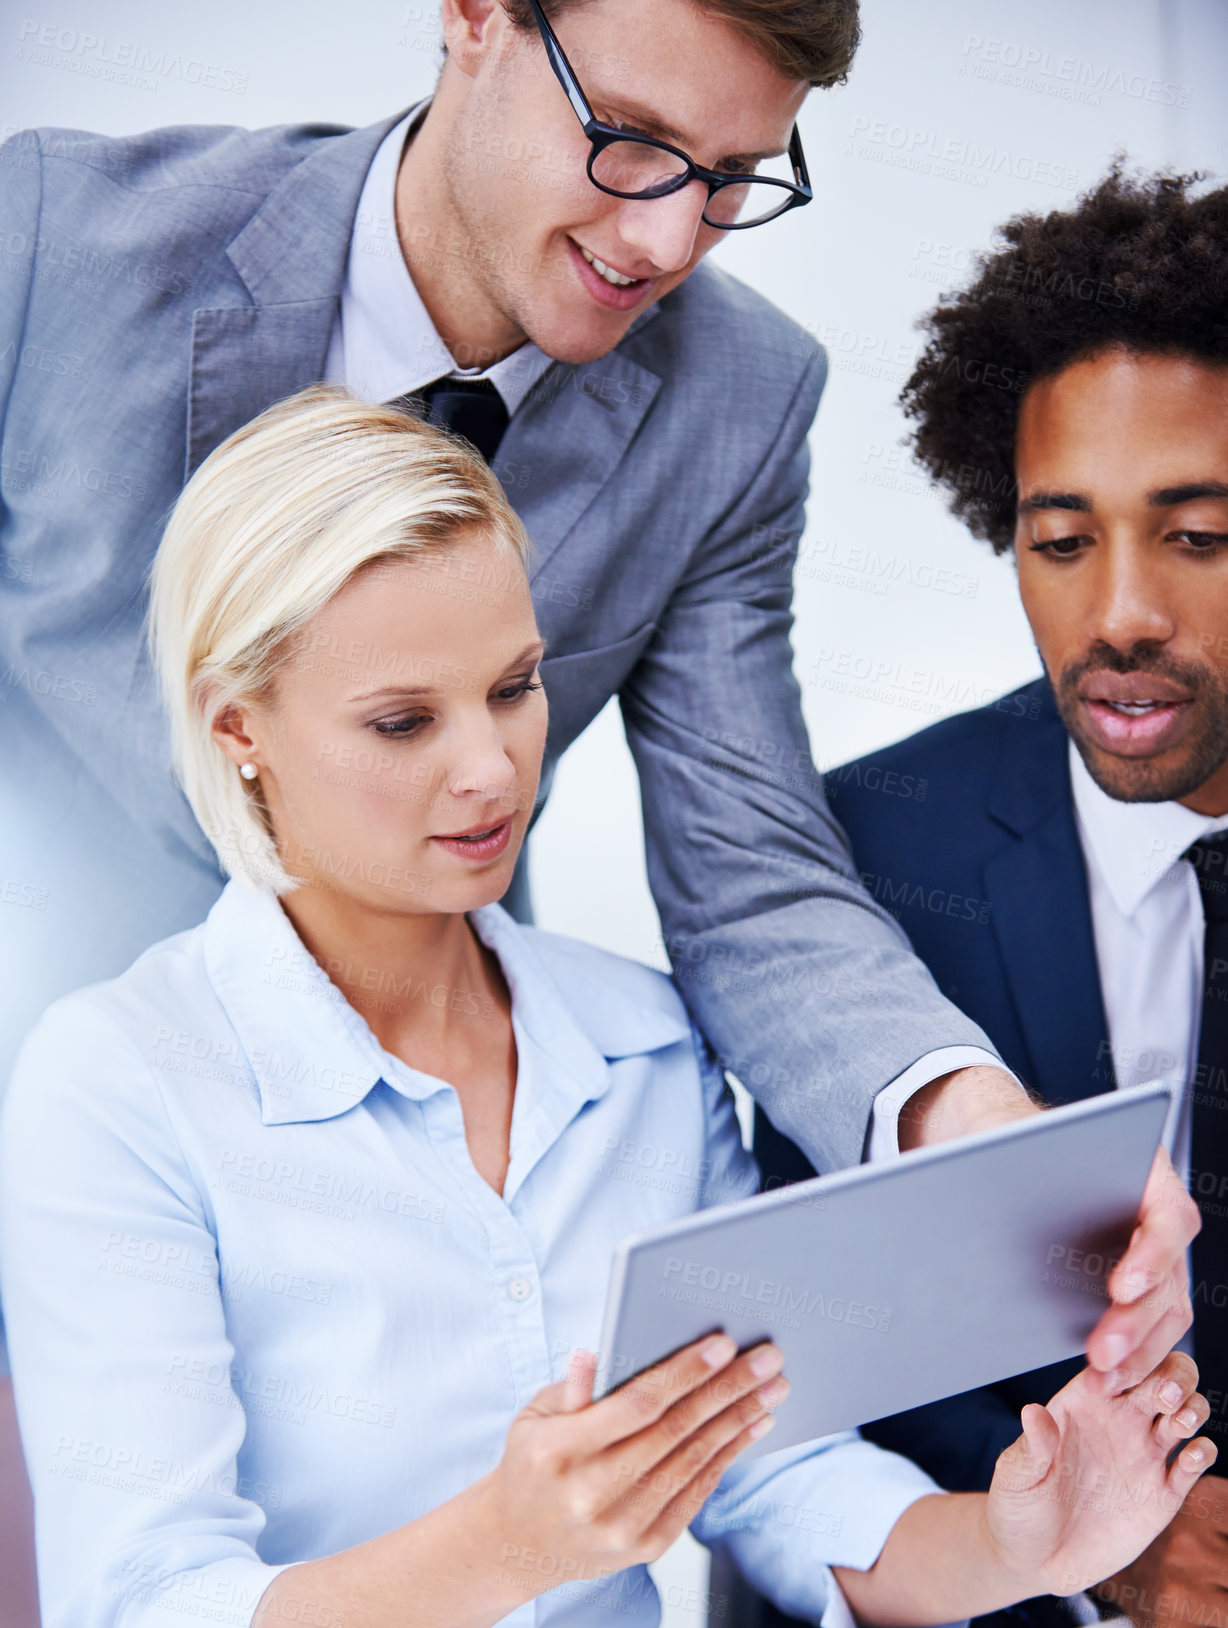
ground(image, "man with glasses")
xmin=0 ymin=1 xmax=1197 ymax=1593
xmin=525 ymin=0 xmax=812 ymax=227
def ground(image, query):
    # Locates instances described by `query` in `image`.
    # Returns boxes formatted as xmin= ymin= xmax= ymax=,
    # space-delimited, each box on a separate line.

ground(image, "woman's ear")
xmin=211 ymin=701 xmax=260 ymax=771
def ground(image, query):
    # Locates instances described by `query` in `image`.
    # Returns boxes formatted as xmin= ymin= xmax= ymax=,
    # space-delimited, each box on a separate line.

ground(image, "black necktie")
xmin=390 ymin=376 xmax=509 ymax=465
xmin=1184 ymin=830 xmax=1228 ymax=1441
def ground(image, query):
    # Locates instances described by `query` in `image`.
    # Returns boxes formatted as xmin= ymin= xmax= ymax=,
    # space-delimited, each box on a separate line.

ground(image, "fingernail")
xmin=1120 ymin=1271 xmax=1150 ymax=1302
xmin=758 ymin=1376 xmax=790 ymax=1407
xmin=701 ymin=1335 xmax=737 ymax=1368
xmin=1159 ymin=1380 xmax=1184 ymax=1408
xmin=749 ymin=1414 xmax=777 ymax=1440
xmin=749 ymin=1346 xmax=784 ymax=1380
xmin=1175 ymin=1409 xmax=1198 ymax=1430
xmin=1101 ymin=1334 xmax=1130 ymax=1367
xmin=1184 ymin=1446 xmax=1206 ymax=1466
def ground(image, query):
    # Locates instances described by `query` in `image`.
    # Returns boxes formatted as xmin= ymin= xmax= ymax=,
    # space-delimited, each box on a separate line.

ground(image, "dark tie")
xmin=390 ymin=376 xmax=509 ymax=465
xmin=1184 ymin=830 xmax=1228 ymax=1442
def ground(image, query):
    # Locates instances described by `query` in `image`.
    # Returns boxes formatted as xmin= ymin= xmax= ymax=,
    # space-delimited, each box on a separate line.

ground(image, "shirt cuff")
xmin=867 ymin=1047 xmax=1021 ymax=1163
xmin=822 ymin=1571 xmax=970 ymax=1628
xmin=126 ymin=1559 xmax=299 ymax=1627
xmin=820 ymin=1571 xmax=861 ymax=1628
xmin=694 ymin=1433 xmax=944 ymax=1621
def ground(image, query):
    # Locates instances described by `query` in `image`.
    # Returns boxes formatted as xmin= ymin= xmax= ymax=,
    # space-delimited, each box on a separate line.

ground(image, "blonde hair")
xmin=149 ymin=385 xmax=531 ymax=894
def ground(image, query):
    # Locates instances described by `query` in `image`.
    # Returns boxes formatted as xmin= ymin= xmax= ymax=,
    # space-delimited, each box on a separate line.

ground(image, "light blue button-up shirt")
xmin=0 ymin=880 xmax=938 ymax=1627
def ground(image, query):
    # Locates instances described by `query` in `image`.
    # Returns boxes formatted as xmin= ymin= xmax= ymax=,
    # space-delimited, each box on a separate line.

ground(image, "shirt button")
xmin=507 ymin=1276 xmax=533 ymax=1303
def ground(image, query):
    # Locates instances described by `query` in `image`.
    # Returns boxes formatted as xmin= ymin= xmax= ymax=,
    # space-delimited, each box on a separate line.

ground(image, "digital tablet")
xmin=594 ymin=1083 xmax=1172 ymax=1458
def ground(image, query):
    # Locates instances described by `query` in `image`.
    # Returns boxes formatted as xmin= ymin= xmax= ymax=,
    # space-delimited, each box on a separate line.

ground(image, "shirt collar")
xmin=201 ymin=880 xmax=689 ymax=1127
xmin=337 ymin=107 xmax=556 ymax=415
xmin=1068 ymin=738 xmax=1228 ymax=919
xmin=469 ymin=902 xmax=692 ymax=1062
xmin=465 ymin=905 xmax=692 ymax=1202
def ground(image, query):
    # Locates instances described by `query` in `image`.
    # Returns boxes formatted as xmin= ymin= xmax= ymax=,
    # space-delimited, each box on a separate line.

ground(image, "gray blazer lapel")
xmin=501 ymin=347 xmax=661 ymax=582
xmin=185 ymin=108 xmax=412 ymax=479
xmin=186 ymin=303 xmax=338 ymax=478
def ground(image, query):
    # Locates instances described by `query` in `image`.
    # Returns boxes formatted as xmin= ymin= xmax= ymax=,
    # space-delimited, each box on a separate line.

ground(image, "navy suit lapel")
xmin=185 ymin=110 xmax=408 ymax=479
xmin=984 ymin=681 xmax=1115 ymax=1105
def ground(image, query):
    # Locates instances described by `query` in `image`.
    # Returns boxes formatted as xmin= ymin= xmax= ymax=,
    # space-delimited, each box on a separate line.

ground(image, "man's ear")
xmin=441 ymin=0 xmax=507 ymax=75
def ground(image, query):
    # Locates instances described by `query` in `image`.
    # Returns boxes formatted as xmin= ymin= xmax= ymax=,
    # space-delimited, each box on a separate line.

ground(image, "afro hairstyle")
xmin=901 ymin=162 xmax=1228 ymax=553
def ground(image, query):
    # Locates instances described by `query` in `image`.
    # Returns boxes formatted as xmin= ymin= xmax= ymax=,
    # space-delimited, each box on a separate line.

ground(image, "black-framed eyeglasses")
xmin=523 ymin=0 xmax=813 ymax=230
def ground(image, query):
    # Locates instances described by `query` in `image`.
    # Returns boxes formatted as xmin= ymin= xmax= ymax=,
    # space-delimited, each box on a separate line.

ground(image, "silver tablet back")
xmin=595 ymin=1084 xmax=1171 ymax=1458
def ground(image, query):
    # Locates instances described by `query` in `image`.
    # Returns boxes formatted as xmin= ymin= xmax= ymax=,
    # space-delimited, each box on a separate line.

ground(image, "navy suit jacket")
xmin=756 ymin=675 xmax=1116 ymax=1491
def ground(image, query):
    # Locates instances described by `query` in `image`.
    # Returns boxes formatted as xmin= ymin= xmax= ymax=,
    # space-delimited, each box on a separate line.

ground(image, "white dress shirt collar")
xmin=327 ymin=107 xmax=556 ymax=414
xmin=1069 ymin=738 xmax=1228 ymax=920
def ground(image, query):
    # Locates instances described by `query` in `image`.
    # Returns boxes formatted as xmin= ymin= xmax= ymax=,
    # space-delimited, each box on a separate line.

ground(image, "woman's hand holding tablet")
xmin=990 ymin=1352 xmax=1211 ymax=1597
xmin=471 ymin=1334 xmax=787 ymax=1602
xmin=833 ymin=1350 xmax=1215 ymax=1624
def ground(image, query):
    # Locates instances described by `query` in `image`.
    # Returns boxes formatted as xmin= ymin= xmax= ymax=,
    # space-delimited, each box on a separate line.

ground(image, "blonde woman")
xmin=0 ymin=387 xmax=1213 ymax=1628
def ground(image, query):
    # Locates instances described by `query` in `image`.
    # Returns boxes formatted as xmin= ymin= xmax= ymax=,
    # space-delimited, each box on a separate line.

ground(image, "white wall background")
xmin=2 ymin=2 xmax=1226 ymax=1622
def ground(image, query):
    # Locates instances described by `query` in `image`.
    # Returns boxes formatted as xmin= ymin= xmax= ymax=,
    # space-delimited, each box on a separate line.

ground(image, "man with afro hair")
xmin=756 ymin=165 xmax=1228 ymax=1628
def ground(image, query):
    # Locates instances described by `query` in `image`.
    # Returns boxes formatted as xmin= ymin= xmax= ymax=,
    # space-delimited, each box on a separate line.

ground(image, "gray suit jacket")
xmin=0 ymin=110 xmax=996 ymax=1175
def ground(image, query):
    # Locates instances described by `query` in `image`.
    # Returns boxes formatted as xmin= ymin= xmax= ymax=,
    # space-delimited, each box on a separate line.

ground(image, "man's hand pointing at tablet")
xmin=899 ymin=1063 xmax=1198 ymax=1397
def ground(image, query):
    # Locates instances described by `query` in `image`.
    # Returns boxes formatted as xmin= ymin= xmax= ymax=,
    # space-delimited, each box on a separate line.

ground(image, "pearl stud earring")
xmin=239 ymin=763 xmax=259 ymax=781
